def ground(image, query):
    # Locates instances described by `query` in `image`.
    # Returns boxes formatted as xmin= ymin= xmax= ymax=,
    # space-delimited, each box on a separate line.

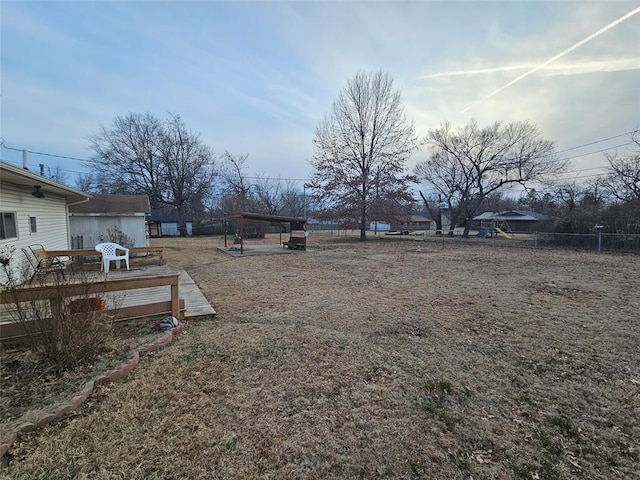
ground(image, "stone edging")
xmin=0 ymin=323 xmax=187 ymax=458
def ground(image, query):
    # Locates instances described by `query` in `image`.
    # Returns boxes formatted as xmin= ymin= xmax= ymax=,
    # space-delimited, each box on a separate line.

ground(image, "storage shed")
xmin=68 ymin=194 xmax=151 ymax=248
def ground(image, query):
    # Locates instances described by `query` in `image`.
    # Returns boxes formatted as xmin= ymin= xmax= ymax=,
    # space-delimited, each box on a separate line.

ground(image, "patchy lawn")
xmin=1 ymin=233 xmax=638 ymax=479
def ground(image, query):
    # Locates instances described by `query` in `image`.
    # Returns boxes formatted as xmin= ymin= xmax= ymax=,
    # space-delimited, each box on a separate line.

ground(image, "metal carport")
xmin=223 ymin=212 xmax=307 ymax=255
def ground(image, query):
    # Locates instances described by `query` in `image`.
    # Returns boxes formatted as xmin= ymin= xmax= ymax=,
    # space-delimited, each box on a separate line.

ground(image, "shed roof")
xmin=69 ymin=194 xmax=150 ymax=214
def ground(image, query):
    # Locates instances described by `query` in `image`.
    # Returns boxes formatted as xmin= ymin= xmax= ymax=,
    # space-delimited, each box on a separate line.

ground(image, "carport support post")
xmin=224 ymin=217 xmax=227 ymax=247
xmin=240 ymin=217 xmax=244 ymax=255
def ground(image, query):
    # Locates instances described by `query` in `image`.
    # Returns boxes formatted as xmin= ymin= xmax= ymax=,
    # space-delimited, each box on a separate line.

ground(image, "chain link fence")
xmin=534 ymin=232 xmax=640 ymax=253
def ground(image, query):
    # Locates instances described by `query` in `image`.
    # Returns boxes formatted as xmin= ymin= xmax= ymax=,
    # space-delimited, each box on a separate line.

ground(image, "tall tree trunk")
xmin=463 ymin=220 xmax=471 ymax=238
xmin=177 ymin=205 xmax=187 ymax=237
xmin=419 ymin=191 xmax=442 ymax=234
xmin=360 ymin=183 xmax=367 ymax=241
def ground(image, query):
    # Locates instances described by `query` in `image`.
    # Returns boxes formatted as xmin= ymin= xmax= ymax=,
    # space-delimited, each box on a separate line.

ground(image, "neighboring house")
xmin=369 ymin=221 xmax=391 ymax=232
xmin=0 ymin=160 xmax=90 ymax=282
xmin=148 ymin=205 xmax=193 ymax=237
xmin=68 ymin=194 xmax=151 ymax=248
xmin=397 ymin=214 xmax=434 ymax=231
xmin=473 ymin=210 xmax=546 ymax=232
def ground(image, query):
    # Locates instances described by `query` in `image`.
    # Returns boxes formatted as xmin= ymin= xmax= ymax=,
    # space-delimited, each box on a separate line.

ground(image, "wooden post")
xmin=171 ymin=281 xmax=180 ymax=319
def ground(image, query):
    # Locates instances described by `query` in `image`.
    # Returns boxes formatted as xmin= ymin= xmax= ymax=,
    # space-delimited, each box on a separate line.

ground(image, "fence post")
xmin=598 ymin=231 xmax=602 ymax=252
xmin=534 ymin=232 xmax=538 ymax=248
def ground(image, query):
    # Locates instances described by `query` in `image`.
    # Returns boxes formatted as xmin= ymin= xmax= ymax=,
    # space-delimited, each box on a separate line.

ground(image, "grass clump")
xmin=421 ymin=378 xmax=459 ymax=430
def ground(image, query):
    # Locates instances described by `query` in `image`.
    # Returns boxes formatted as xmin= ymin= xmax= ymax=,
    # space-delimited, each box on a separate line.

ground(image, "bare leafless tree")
xmin=87 ymin=113 xmax=166 ymax=208
xmin=87 ymin=113 xmax=217 ymax=235
xmin=74 ymin=172 xmax=97 ymax=193
xmin=44 ymin=164 xmax=69 ymax=186
xmin=219 ymin=151 xmax=254 ymax=212
xmin=279 ymin=180 xmax=306 ymax=218
xmin=253 ymin=175 xmax=283 ymax=216
xmin=601 ymin=131 xmax=640 ymax=202
xmin=310 ymin=70 xmax=420 ymax=240
xmin=415 ymin=119 xmax=564 ymax=236
xmin=160 ymin=114 xmax=216 ymax=236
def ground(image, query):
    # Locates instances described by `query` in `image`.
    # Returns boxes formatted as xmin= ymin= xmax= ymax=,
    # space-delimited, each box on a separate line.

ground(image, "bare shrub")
xmin=102 ymin=225 xmax=135 ymax=248
xmin=2 ymin=251 xmax=113 ymax=375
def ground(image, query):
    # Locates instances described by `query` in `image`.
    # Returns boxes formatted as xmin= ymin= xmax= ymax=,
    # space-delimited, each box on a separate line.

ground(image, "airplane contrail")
xmin=461 ymin=5 xmax=640 ymax=113
xmin=418 ymin=65 xmax=529 ymax=78
xmin=420 ymin=58 xmax=640 ymax=79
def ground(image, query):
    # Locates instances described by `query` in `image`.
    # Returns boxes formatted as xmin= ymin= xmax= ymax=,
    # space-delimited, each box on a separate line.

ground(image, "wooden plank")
xmin=46 ymin=248 xmax=97 ymax=258
xmin=0 ymin=300 xmax=186 ymax=342
xmin=128 ymin=247 xmax=164 ymax=265
xmin=47 ymin=247 xmax=164 ymax=265
xmin=0 ymin=274 xmax=181 ymax=342
xmin=109 ymin=299 xmax=185 ymax=320
xmin=0 ymin=274 xmax=179 ymax=304
xmin=0 ymin=267 xmax=215 ymax=341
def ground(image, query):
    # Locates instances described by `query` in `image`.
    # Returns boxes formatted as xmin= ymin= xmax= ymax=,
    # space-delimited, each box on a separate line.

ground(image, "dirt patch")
xmin=0 ymin=319 xmax=166 ymax=428
xmin=2 ymin=233 xmax=639 ymax=479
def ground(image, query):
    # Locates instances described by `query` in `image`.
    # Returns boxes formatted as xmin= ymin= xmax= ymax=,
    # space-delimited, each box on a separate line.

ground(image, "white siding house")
xmin=0 ymin=160 xmax=90 ymax=283
xmin=68 ymin=194 xmax=151 ymax=248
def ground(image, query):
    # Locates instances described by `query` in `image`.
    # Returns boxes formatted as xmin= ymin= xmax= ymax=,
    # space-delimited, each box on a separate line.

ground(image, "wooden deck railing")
xmin=46 ymin=247 xmax=164 ymax=265
xmin=0 ymin=273 xmax=180 ymax=342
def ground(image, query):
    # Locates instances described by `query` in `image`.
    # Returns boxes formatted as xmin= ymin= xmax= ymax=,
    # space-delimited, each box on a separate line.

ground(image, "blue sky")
xmin=1 ymin=1 xmax=639 ymax=191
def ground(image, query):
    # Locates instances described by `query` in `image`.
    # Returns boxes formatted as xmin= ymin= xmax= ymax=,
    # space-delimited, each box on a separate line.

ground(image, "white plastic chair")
xmin=95 ymin=243 xmax=130 ymax=273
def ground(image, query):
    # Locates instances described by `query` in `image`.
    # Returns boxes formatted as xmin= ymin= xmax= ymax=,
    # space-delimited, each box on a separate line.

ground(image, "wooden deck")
xmin=104 ymin=265 xmax=216 ymax=319
xmin=0 ymin=265 xmax=216 ymax=343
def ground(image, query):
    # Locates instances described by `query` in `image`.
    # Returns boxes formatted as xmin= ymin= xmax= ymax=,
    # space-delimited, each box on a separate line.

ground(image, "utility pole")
xmin=303 ymin=183 xmax=311 ymax=219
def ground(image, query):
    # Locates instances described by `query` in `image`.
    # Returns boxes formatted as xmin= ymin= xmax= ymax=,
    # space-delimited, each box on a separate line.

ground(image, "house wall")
xmin=160 ymin=222 xmax=193 ymax=236
xmin=399 ymin=220 xmax=433 ymax=231
xmin=369 ymin=222 xmax=391 ymax=232
xmin=69 ymin=214 xmax=148 ymax=248
xmin=0 ymin=182 xmax=71 ymax=283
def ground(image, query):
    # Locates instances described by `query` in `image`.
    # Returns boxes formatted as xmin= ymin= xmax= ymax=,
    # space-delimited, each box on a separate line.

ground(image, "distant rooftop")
xmin=473 ymin=210 xmax=546 ymax=221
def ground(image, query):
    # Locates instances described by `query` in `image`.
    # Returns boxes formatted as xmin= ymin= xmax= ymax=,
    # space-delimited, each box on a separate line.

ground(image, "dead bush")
xmin=2 ymin=254 xmax=114 ymax=375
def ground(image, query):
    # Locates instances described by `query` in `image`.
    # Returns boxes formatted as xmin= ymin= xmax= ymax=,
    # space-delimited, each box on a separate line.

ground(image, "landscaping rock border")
xmin=0 ymin=323 xmax=187 ymax=458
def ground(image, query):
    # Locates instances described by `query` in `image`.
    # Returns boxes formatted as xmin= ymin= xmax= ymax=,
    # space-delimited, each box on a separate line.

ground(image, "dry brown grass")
xmin=2 ymin=233 xmax=639 ymax=479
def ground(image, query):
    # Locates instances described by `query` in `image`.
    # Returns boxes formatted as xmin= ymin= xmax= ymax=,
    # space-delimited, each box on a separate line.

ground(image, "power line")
xmin=2 ymin=127 xmax=637 ymax=181
xmin=563 ymin=142 xmax=632 ymax=161
xmin=0 ymin=158 xmax=88 ymax=176
xmin=0 ymin=144 xmax=91 ymax=163
xmin=1 ymin=155 xmax=311 ymax=183
xmin=556 ymin=172 xmax=607 ymax=180
xmin=4 ymin=130 xmax=638 ymax=164
xmin=556 ymin=130 xmax=638 ymax=154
